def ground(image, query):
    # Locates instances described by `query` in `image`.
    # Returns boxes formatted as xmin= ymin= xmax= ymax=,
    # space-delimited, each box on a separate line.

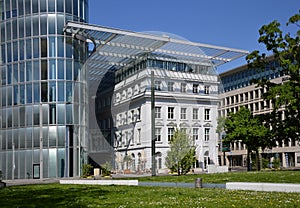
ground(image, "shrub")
xmin=101 ymin=162 xmax=112 ymax=177
xmin=82 ymin=164 xmax=93 ymax=177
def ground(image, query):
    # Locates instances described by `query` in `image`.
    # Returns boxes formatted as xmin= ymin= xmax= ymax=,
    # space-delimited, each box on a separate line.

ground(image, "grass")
xmin=1 ymin=171 xmax=300 ymax=207
xmin=134 ymin=170 xmax=300 ymax=184
xmin=0 ymin=183 xmax=300 ymax=207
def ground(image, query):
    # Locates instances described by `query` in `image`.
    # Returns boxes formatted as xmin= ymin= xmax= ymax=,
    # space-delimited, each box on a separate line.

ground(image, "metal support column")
xmin=151 ymin=71 xmax=156 ymax=176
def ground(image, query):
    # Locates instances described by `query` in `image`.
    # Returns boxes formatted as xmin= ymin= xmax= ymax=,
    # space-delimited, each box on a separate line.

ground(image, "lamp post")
xmin=151 ymin=71 xmax=156 ymax=176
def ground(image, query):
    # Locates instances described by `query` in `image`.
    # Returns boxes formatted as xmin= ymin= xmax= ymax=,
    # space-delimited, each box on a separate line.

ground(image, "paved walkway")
xmin=3 ymin=178 xmax=60 ymax=187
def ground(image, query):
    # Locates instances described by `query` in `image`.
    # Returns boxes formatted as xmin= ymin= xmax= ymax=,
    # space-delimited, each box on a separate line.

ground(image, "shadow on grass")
xmin=1 ymin=184 xmax=114 ymax=207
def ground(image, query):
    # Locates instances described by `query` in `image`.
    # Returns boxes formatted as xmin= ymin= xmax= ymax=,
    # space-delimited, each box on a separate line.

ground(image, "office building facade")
xmin=0 ymin=0 xmax=89 ymax=180
xmin=218 ymin=59 xmax=300 ymax=168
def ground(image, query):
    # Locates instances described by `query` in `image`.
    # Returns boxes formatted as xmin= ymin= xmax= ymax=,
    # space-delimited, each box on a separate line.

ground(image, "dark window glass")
xmin=25 ymin=0 xmax=31 ymax=14
xmin=41 ymin=37 xmax=47 ymax=57
xmin=1 ymin=44 xmax=6 ymax=64
xmin=18 ymin=0 xmax=24 ymax=16
xmin=25 ymin=61 xmax=32 ymax=81
xmin=40 ymin=0 xmax=46 ymax=12
xmin=13 ymin=63 xmax=18 ymax=83
xmin=79 ymin=0 xmax=83 ymax=19
xmin=25 ymin=17 xmax=31 ymax=37
xmin=32 ymin=0 xmax=38 ymax=13
xmin=2 ymin=67 xmax=7 ymax=86
xmin=6 ymin=21 xmax=11 ymax=41
xmin=12 ymin=19 xmax=17 ymax=39
xmin=7 ymin=43 xmax=12 ymax=62
xmin=1 ymin=23 xmax=5 ymax=42
xmin=41 ymin=60 xmax=47 ymax=80
xmin=20 ymin=63 xmax=25 ymax=82
xmin=57 ymin=14 xmax=64 ymax=35
xmin=5 ymin=0 xmax=10 ymax=19
xmin=57 ymin=59 xmax=64 ymax=79
xmin=49 ymin=104 xmax=56 ymax=124
xmin=20 ymin=84 xmax=25 ymax=104
xmin=1 ymin=87 xmax=6 ymax=106
xmin=33 ymin=61 xmax=39 ymax=80
xmin=33 ymin=38 xmax=39 ymax=58
xmin=32 ymin=16 xmax=39 ymax=36
xmin=13 ymin=41 xmax=18 ymax=62
xmin=48 ymin=0 xmax=55 ymax=12
xmin=26 ymin=39 xmax=32 ymax=59
xmin=73 ymin=0 xmax=78 ymax=16
xmin=7 ymin=64 xmax=12 ymax=84
xmin=26 ymin=83 xmax=32 ymax=103
xmin=66 ymin=37 xmax=72 ymax=58
xmin=65 ymin=0 xmax=72 ymax=14
xmin=18 ymin=18 xmax=24 ymax=38
xmin=41 ymin=82 xmax=48 ymax=102
xmin=66 ymin=60 xmax=72 ymax=80
xmin=13 ymin=85 xmax=19 ymax=105
xmin=57 ymin=36 xmax=64 ymax=57
xmin=57 ymin=82 xmax=64 ymax=101
xmin=57 ymin=0 xmax=64 ymax=12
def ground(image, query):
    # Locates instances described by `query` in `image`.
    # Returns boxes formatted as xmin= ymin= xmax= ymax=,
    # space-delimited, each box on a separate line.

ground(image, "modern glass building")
xmin=0 ymin=0 xmax=89 ymax=180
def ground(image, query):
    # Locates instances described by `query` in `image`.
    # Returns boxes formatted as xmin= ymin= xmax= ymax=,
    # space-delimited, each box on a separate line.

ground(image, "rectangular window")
xmin=168 ymin=107 xmax=174 ymax=119
xmin=155 ymin=107 xmax=161 ymax=119
xmin=180 ymin=108 xmax=187 ymax=120
xmin=193 ymin=84 xmax=198 ymax=93
xmin=204 ymin=128 xmax=210 ymax=141
xmin=137 ymin=129 xmax=141 ymax=144
xmin=193 ymin=128 xmax=199 ymax=141
xmin=204 ymin=109 xmax=210 ymax=121
xmin=137 ymin=107 xmax=141 ymax=120
xmin=180 ymin=83 xmax=186 ymax=92
xmin=155 ymin=128 xmax=161 ymax=141
xmin=168 ymin=82 xmax=174 ymax=92
xmin=193 ymin=108 xmax=198 ymax=120
xmin=154 ymin=81 xmax=161 ymax=91
xmin=204 ymin=85 xmax=210 ymax=94
xmin=168 ymin=128 xmax=174 ymax=141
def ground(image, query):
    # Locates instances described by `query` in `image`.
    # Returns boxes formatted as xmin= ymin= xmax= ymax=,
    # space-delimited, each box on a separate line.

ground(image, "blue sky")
xmin=88 ymin=0 xmax=299 ymax=73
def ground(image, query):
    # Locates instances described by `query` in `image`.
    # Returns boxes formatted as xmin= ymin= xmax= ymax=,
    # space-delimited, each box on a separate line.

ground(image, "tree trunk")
xmin=247 ymin=149 xmax=252 ymax=171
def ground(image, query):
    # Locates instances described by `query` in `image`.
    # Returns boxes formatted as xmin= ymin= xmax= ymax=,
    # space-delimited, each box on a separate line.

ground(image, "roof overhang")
xmin=64 ymin=21 xmax=248 ymax=80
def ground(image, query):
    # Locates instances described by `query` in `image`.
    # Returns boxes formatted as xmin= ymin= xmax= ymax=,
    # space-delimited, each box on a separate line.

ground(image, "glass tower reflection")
xmin=0 ymin=0 xmax=88 ymax=179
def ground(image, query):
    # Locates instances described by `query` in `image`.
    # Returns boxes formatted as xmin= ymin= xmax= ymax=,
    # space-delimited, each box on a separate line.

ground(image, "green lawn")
xmin=134 ymin=170 xmax=300 ymax=184
xmin=0 ymin=184 xmax=300 ymax=208
xmin=1 ymin=171 xmax=300 ymax=207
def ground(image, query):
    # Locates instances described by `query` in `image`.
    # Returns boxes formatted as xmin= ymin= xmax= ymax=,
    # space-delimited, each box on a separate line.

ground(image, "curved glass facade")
xmin=0 ymin=0 xmax=88 ymax=179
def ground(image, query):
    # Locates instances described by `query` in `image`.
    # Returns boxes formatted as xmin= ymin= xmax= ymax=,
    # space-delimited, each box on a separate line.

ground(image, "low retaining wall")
xmin=226 ymin=182 xmax=300 ymax=193
xmin=59 ymin=179 xmax=138 ymax=186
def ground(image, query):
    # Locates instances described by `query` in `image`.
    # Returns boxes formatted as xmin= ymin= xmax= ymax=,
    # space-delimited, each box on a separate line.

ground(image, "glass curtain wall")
xmin=0 ymin=0 xmax=88 ymax=180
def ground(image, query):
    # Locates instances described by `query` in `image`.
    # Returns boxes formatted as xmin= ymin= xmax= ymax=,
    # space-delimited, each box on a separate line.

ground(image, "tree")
xmin=224 ymin=107 xmax=272 ymax=171
xmin=165 ymin=129 xmax=195 ymax=175
xmin=246 ymin=11 xmax=300 ymax=144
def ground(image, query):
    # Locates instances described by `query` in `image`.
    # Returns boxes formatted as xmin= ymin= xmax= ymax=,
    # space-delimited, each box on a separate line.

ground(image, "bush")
xmin=101 ymin=162 xmax=112 ymax=177
xmin=82 ymin=164 xmax=93 ymax=177
xmin=273 ymin=158 xmax=281 ymax=169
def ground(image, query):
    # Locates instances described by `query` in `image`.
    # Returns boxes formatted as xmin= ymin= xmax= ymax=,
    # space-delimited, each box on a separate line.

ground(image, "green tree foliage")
xmin=165 ymin=129 xmax=195 ymax=175
xmin=224 ymin=107 xmax=272 ymax=171
xmin=246 ymin=11 xmax=300 ymax=143
xmin=216 ymin=116 xmax=226 ymax=134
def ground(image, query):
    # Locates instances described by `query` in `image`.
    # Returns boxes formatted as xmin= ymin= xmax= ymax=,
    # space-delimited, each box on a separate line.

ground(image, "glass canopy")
xmin=64 ymin=21 xmax=248 ymax=81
